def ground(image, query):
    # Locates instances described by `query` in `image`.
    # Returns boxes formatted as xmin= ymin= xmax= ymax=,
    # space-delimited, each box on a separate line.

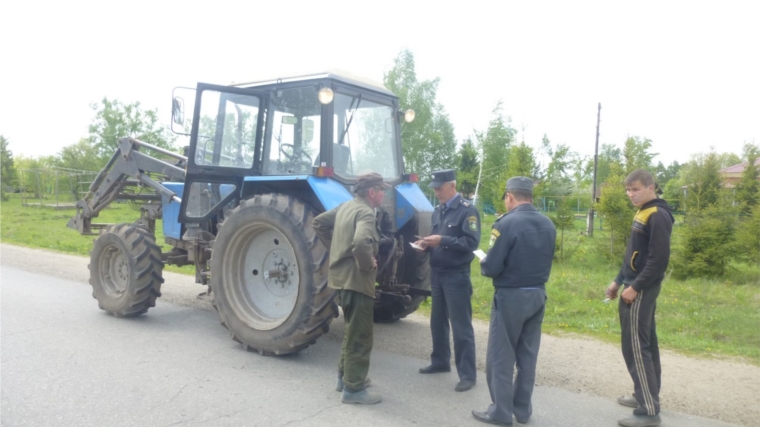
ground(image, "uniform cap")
xmin=506 ymin=176 xmax=534 ymax=193
xmin=428 ymin=169 xmax=456 ymax=188
xmin=355 ymin=172 xmax=391 ymax=191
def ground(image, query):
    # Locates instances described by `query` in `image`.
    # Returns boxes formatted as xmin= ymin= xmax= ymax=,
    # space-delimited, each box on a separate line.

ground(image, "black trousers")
xmin=619 ymin=285 xmax=662 ymax=416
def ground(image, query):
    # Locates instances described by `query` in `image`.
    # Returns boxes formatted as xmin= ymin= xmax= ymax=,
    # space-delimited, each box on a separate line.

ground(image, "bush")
xmin=671 ymin=204 xmax=738 ymax=279
xmin=734 ymin=204 xmax=760 ymax=264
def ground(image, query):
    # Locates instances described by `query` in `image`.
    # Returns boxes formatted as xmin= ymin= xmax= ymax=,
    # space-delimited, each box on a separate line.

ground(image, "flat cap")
xmin=355 ymin=172 xmax=391 ymax=192
xmin=428 ymin=169 xmax=456 ymax=188
xmin=506 ymin=176 xmax=534 ymax=193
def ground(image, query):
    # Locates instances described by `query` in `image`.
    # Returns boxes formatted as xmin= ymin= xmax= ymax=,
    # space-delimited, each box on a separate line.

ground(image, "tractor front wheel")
xmin=89 ymin=223 xmax=164 ymax=317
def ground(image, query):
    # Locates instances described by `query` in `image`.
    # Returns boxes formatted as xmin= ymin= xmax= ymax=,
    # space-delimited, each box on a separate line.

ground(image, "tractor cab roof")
xmin=230 ymin=69 xmax=396 ymax=98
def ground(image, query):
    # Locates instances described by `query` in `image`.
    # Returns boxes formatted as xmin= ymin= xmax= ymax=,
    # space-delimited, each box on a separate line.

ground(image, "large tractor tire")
xmin=210 ymin=194 xmax=337 ymax=356
xmin=373 ymin=228 xmax=432 ymax=322
xmin=89 ymin=223 xmax=164 ymax=317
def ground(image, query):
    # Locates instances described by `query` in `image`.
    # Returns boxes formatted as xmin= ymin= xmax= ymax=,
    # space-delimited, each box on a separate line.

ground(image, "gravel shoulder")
xmin=2 ymin=243 xmax=757 ymax=426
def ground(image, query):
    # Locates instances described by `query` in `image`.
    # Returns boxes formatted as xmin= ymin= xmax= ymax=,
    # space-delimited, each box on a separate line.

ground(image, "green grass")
xmin=419 ymin=213 xmax=760 ymax=364
xmin=2 ymin=196 xmax=759 ymax=363
xmin=0 ymin=195 xmax=193 ymax=275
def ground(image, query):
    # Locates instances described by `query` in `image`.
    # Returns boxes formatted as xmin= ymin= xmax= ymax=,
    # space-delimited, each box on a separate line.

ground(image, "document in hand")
xmin=473 ymin=249 xmax=487 ymax=261
xmin=410 ymin=242 xmax=424 ymax=250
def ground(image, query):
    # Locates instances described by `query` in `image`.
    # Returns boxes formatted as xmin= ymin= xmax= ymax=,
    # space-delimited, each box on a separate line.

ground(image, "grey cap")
xmin=428 ymin=169 xmax=456 ymax=188
xmin=506 ymin=176 xmax=534 ymax=193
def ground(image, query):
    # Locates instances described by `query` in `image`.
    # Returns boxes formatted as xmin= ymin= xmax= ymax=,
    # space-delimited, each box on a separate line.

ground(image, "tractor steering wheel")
xmin=279 ymin=144 xmax=313 ymax=169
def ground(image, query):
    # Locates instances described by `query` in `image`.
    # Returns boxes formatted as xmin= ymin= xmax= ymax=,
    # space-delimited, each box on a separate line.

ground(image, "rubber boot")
xmin=341 ymin=388 xmax=382 ymax=405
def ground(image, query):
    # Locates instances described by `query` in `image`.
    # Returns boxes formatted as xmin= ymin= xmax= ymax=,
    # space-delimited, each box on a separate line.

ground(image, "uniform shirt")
xmin=614 ymin=198 xmax=674 ymax=291
xmin=429 ymin=193 xmax=481 ymax=271
xmin=481 ymin=203 xmax=556 ymax=289
xmin=313 ymin=197 xmax=379 ymax=298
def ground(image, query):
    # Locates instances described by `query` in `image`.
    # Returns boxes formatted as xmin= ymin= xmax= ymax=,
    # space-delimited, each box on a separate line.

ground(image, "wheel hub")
xmin=262 ymin=249 xmax=295 ymax=297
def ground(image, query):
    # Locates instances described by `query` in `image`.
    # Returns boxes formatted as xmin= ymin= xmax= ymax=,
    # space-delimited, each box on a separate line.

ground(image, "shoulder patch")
xmin=468 ymin=215 xmax=477 ymax=231
xmin=489 ymin=228 xmax=500 ymax=248
xmin=461 ymin=200 xmax=470 ymax=207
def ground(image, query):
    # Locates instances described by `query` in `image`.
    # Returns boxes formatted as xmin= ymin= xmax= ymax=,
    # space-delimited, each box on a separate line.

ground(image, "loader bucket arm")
xmin=67 ymin=137 xmax=187 ymax=235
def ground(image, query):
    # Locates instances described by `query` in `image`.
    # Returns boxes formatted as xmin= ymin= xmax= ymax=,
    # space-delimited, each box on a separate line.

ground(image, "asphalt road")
xmin=0 ymin=245 xmax=741 ymax=427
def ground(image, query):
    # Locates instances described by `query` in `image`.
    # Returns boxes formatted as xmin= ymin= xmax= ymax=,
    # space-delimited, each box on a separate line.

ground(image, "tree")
xmin=540 ymin=135 xmax=575 ymax=197
xmin=653 ymin=160 xmax=681 ymax=188
xmin=681 ymin=151 xmax=724 ymax=212
xmin=477 ymin=101 xmax=517 ymax=207
xmin=55 ymin=138 xmax=102 ymax=172
xmin=588 ymin=143 xmax=622 ymax=188
xmin=551 ymin=197 xmax=576 ymax=260
xmin=595 ymin=163 xmax=634 ymax=258
xmin=734 ymin=204 xmax=760 ymax=264
xmin=1 ymin=135 xmax=15 ymax=200
xmin=384 ymin=50 xmax=457 ymax=189
xmin=455 ymin=137 xmax=479 ymax=198
xmin=623 ymin=136 xmax=657 ymax=173
xmin=88 ymin=97 xmax=176 ymax=162
xmin=734 ymin=143 xmax=760 ymax=214
xmin=671 ymin=201 xmax=738 ymax=279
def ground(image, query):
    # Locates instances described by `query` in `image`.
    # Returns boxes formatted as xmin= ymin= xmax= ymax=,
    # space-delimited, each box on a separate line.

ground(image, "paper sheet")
xmin=473 ymin=249 xmax=487 ymax=261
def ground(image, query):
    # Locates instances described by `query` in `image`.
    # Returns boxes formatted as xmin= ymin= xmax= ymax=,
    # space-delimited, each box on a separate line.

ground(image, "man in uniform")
xmin=472 ymin=176 xmax=556 ymax=426
xmin=414 ymin=169 xmax=480 ymax=392
xmin=605 ymin=169 xmax=673 ymax=427
xmin=313 ymin=172 xmax=389 ymax=405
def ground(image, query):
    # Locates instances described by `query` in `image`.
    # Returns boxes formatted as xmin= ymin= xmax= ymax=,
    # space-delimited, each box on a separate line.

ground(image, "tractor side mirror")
xmin=172 ymin=97 xmax=185 ymax=125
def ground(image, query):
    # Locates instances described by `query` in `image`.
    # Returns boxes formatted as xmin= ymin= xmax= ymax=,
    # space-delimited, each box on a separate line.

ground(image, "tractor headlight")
xmin=404 ymin=109 xmax=415 ymax=123
xmin=318 ymin=88 xmax=334 ymax=105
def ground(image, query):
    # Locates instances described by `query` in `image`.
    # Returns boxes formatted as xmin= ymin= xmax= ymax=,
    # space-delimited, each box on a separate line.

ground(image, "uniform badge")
xmin=468 ymin=215 xmax=477 ymax=231
xmin=489 ymin=229 xmax=500 ymax=248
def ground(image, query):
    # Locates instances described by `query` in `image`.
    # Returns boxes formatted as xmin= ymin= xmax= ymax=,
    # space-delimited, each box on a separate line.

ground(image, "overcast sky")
xmin=1 ymin=0 xmax=758 ymax=168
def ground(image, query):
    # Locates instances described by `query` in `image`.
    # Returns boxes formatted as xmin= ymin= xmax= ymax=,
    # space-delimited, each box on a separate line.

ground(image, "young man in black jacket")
xmin=605 ymin=169 xmax=674 ymax=427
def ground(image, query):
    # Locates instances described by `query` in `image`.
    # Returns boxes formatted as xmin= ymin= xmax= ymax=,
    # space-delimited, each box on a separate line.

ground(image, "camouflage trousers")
xmin=337 ymin=289 xmax=374 ymax=392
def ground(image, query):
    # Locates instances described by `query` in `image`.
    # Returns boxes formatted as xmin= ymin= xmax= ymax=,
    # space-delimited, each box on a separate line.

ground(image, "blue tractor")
xmin=68 ymin=71 xmax=434 ymax=355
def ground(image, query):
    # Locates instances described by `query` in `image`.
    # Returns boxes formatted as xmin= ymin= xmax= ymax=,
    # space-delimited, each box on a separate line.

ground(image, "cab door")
xmin=179 ymin=83 xmax=267 ymax=223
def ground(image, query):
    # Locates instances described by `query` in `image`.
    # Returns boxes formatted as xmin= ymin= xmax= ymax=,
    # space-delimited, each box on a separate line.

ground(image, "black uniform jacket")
xmin=614 ymin=198 xmax=674 ymax=292
xmin=429 ymin=194 xmax=481 ymax=271
xmin=481 ymin=203 xmax=556 ymax=289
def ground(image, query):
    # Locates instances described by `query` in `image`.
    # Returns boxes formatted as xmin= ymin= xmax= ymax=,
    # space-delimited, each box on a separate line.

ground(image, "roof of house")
xmin=720 ymin=158 xmax=760 ymax=174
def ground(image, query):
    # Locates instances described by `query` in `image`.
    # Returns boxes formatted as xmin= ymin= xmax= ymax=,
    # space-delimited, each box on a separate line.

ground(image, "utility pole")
xmin=587 ymin=103 xmax=601 ymax=236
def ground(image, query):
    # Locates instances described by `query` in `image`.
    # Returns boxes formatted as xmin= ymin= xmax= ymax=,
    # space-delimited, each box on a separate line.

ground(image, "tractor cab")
xmin=172 ymin=71 xmax=414 ymax=226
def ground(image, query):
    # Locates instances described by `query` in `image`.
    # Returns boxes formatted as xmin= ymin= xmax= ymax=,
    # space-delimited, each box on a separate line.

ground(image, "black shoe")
xmin=419 ymin=364 xmax=451 ymax=374
xmin=515 ymin=415 xmax=530 ymax=424
xmin=471 ymin=410 xmax=512 ymax=426
xmin=455 ymin=379 xmax=476 ymax=392
xmin=617 ymin=414 xmax=661 ymax=427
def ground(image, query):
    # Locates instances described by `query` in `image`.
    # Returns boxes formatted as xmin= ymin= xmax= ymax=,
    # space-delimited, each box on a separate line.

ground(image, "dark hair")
xmin=625 ymin=169 xmax=655 ymax=187
xmin=508 ymin=189 xmax=533 ymax=202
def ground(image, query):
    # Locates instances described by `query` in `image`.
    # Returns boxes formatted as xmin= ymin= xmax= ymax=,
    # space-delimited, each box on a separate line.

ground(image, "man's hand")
xmin=605 ymin=281 xmax=621 ymax=300
xmin=621 ymin=286 xmax=639 ymax=304
xmin=423 ymin=235 xmax=443 ymax=248
xmin=373 ymin=258 xmax=378 ymax=269
xmin=412 ymin=239 xmax=428 ymax=252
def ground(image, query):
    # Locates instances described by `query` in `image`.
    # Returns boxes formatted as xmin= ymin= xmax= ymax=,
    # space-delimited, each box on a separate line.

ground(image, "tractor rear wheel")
xmin=210 ymin=194 xmax=337 ymax=355
xmin=89 ymin=223 xmax=164 ymax=317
